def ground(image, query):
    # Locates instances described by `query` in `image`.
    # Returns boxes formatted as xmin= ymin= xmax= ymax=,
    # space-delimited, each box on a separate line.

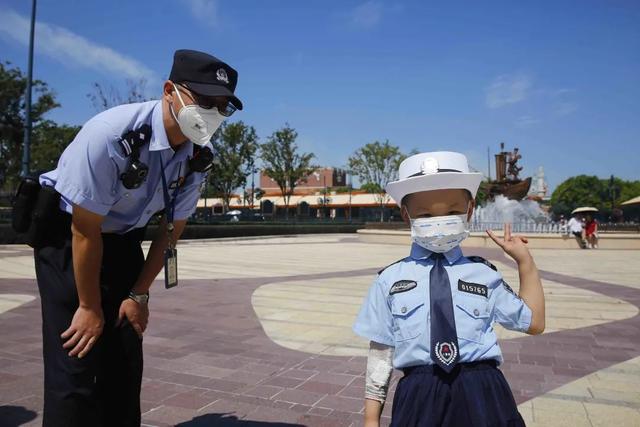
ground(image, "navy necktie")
xmin=429 ymin=253 xmax=460 ymax=372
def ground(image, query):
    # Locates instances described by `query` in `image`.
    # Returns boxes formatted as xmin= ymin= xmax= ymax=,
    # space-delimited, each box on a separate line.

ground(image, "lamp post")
xmin=250 ymin=166 xmax=258 ymax=209
xmin=608 ymin=175 xmax=620 ymax=221
xmin=21 ymin=0 xmax=37 ymax=178
xmin=323 ymin=175 xmax=328 ymax=219
xmin=347 ymin=169 xmax=353 ymax=223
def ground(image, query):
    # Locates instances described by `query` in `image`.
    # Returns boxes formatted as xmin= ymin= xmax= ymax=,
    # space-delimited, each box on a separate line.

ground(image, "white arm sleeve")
xmin=365 ymin=341 xmax=394 ymax=403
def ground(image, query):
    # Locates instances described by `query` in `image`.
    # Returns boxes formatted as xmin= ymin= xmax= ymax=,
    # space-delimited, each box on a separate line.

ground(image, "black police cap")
xmin=169 ymin=49 xmax=243 ymax=110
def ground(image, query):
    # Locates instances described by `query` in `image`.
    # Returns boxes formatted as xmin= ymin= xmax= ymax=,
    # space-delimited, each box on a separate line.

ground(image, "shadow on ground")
xmin=0 ymin=405 xmax=37 ymax=427
xmin=176 ymin=413 xmax=304 ymax=427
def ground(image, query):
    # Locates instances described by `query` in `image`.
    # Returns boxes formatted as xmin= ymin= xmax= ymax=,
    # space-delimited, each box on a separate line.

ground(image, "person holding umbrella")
xmin=569 ymin=207 xmax=598 ymax=249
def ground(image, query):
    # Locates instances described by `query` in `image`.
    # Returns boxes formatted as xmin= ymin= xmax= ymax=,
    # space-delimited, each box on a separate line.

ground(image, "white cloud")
xmin=181 ymin=0 xmax=219 ymax=27
xmin=485 ymin=73 xmax=532 ymax=109
xmin=351 ymin=1 xmax=383 ymax=29
xmin=514 ymin=115 xmax=540 ymax=128
xmin=554 ymin=102 xmax=577 ymax=116
xmin=0 ymin=7 xmax=157 ymax=82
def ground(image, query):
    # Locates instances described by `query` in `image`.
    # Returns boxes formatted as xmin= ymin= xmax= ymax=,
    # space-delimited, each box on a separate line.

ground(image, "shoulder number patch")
xmin=458 ymin=280 xmax=488 ymax=298
xmin=389 ymin=280 xmax=417 ymax=295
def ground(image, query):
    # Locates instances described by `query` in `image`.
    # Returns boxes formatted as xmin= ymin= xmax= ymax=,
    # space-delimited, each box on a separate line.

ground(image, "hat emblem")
xmin=216 ymin=68 xmax=229 ymax=84
xmin=420 ymin=157 xmax=439 ymax=175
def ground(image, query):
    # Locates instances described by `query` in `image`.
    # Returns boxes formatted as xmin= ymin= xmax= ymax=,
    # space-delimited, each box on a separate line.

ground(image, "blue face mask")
xmin=408 ymin=213 xmax=470 ymax=253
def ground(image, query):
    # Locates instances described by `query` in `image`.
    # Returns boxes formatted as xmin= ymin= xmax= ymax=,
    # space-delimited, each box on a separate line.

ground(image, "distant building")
xmin=197 ymin=190 xmax=398 ymax=221
xmin=196 ymin=166 xmax=401 ymax=221
xmin=259 ymin=167 xmax=347 ymax=193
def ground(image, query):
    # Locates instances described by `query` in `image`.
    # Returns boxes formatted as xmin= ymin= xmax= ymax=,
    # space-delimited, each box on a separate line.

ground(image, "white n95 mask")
xmin=170 ymin=83 xmax=225 ymax=146
xmin=409 ymin=214 xmax=470 ymax=253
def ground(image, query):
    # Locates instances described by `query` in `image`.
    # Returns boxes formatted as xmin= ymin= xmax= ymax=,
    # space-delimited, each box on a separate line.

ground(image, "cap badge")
xmin=216 ymin=68 xmax=229 ymax=84
xmin=420 ymin=157 xmax=439 ymax=175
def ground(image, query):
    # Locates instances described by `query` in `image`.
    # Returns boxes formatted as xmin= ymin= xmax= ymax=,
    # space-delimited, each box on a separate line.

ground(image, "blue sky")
xmin=1 ymin=0 xmax=639 ymax=192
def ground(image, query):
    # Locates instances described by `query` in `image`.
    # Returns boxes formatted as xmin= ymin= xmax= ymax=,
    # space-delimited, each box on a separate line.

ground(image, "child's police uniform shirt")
xmin=40 ymin=101 xmax=209 ymax=234
xmin=353 ymin=243 xmax=532 ymax=369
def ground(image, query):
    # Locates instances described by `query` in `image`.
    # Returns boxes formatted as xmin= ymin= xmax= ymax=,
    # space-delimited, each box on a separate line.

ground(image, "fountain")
xmin=472 ymin=143 xmax=556 ymax=233
xmin=471 ymin=195 xmax=555 ymax=233
xmin=357 ymin=143 xmax=640 ymax=248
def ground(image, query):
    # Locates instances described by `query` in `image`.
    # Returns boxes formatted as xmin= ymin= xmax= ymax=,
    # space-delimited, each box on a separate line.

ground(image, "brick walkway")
xmin=0 ymin=237 xmax=639 ymax=426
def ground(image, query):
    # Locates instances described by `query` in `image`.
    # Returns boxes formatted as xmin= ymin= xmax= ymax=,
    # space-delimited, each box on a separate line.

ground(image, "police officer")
xmin=353 ymin=152 xmax=545 ymax=426
xmin=34 ymin=49 xmax=243 ymax=426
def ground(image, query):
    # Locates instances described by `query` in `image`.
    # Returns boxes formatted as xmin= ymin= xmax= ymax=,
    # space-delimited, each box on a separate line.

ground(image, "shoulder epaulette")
xmin=377 ymin=258 xmax=405 ymax=275
xmin=467 ymin=256 xmax=498 ymax=271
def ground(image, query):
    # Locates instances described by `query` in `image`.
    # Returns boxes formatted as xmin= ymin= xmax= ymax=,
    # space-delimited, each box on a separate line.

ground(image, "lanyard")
xmin=159 ymin=155 xmax=181 ymax=236
xmin=159 ymin=154 xmax=181 ymax=289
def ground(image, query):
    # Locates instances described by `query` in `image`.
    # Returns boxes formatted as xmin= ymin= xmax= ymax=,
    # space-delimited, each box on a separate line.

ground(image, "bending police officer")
xmin=33 ymin=49 xmax=243 ymax=426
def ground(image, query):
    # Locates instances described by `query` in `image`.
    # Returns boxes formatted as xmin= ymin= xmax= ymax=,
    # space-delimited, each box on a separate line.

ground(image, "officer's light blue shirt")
xmin=353 ymin=243 xmax=532 ymax=369
xmin=40 ymin=101 xmax=208 ymax=234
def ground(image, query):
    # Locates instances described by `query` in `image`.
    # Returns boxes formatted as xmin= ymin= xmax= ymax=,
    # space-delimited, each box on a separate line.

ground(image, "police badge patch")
xmin=502 ymin=280 xmax=520 ymax=299
xmin=389 ymin=280 xmax=417 ymax=295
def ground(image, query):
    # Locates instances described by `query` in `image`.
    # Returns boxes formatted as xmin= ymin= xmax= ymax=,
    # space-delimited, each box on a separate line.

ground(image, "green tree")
xmin=31 ymin=122 xmax=80 ymax=174
xmin=348 ymin=140 xmax=407 ymax=222
xmin=260 ymin=124 xmax=315 ymax=219
xmin=550 ymin=175 xmax=640 ymax=219
xmin=475 ymin=181 xmax=489 ymax=206
xmin=87 ymin=78 xmax=152 ymax=112
xmin=550 ymin=175 xmax=607 ymax=216
xmin=0 ymin=61 xmax=59 ymax=190
xmin=616 ymin=179 xmax=640 ymax=206
xmin=254 ymin=188 xmax=265 ymax=201
xmin=208 ymin=121 xmax=259 ymax=212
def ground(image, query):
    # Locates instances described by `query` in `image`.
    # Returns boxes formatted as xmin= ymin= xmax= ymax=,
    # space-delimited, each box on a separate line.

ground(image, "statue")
xmin=481 ymin=143 xmax=532 ymax=201
xmin=507 ymin=148 xmax=523 ymax=180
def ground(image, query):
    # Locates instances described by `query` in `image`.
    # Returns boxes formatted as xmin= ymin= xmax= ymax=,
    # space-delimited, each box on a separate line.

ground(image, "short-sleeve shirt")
xmin=353 ymin=244 xmax=532 ymax=368
xmin=40 ymin=101 xmax=208 ymax=233
xmin=568 ymin=217 xmax=583 ymax=233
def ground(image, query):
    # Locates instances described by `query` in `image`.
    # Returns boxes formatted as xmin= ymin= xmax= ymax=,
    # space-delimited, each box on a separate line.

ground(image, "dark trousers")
xmin=391 ymin=361 xmax=525 ymax=427
xmin=34 ymin=215 xmax=146 ymax=427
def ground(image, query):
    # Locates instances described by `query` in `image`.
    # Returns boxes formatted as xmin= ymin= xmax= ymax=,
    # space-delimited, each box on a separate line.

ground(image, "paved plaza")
xmin=0 ymin=234 xmax=639 ymax=426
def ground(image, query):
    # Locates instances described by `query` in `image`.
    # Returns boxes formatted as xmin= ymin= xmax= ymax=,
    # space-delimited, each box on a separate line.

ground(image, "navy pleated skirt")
xmin=390 ymin=361 xmax=525 ymax=427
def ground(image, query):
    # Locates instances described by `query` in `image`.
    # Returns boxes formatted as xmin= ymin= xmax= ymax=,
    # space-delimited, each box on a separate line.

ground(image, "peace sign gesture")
xmin=486 ymin=223 xmax=532 ymax=264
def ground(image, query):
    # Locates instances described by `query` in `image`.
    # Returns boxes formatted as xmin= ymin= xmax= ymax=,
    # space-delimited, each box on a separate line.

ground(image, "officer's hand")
xmin=61 ymin=305 xmax=104 ymax=358
xmin=116 ymin=298 xmax=148 ymax=339
xmin=486 ymin=223 xmax=532 ymax=264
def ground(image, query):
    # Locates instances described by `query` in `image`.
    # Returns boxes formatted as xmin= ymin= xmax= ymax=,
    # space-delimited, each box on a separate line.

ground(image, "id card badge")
xmin=164 ymin=248 xmax=178 ymax=289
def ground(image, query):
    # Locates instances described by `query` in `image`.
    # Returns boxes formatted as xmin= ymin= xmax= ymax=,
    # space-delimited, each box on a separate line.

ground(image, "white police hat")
xmin=385 ymin=151 xmax=482 ymax=206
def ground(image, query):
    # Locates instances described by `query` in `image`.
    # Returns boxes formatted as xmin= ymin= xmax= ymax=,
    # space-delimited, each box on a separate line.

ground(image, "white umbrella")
xmin=571 ymin=206 xmax=598 ymax=214
xmin=227 ymin=210 xmax=242 ymax=215
xmin=621 ymin=196 xmax=640 ymax=206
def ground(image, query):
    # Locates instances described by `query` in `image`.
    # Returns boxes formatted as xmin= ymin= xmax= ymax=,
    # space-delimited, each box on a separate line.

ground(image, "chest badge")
xmin=389 ymin=280 xmax=417 ymax=295
xmin=458 ymin=280 xmax=488 ymax=298
xmin=434 ymin=341 xmax=458 ymax=366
